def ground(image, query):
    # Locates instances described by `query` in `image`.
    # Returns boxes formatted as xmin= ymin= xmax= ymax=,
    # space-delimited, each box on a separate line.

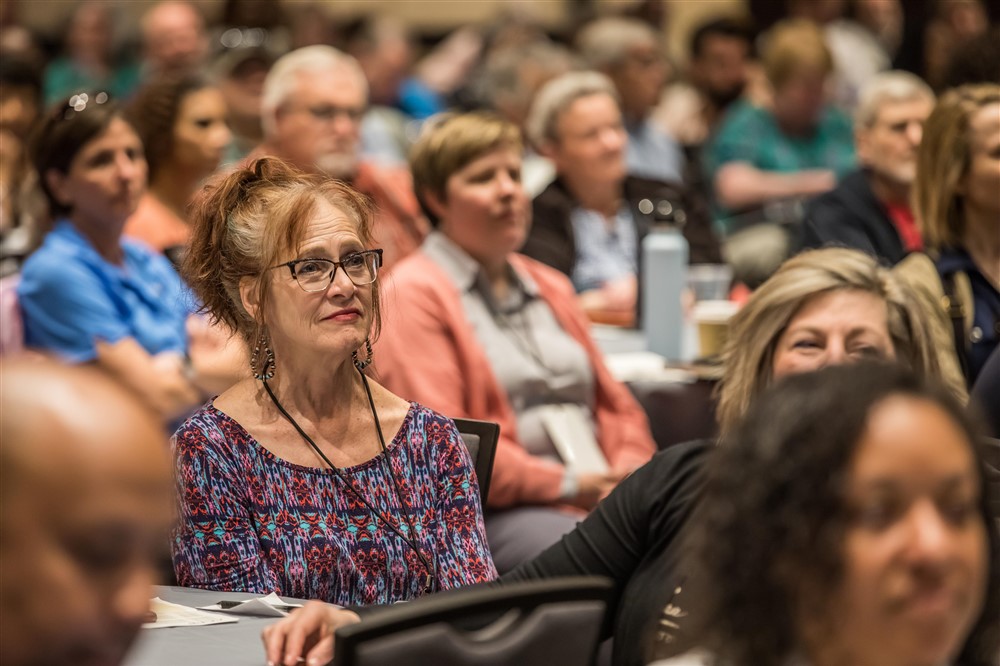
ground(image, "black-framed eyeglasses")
xmin=273 ymin=249 xmax=383 ymax=292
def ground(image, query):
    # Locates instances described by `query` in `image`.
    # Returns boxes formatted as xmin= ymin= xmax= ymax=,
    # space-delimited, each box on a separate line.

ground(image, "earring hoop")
xmin=250 ymin=332 xmax=276 ymax=381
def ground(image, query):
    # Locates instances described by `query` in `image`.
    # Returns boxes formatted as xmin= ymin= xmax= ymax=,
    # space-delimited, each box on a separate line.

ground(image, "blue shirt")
xmin=626 ymin=118 xmax=685 ymax=184
xmin=569 ymin=203 xmax=638 ymax=292
xmin=18 ymin=220 xmax=192 ymax=363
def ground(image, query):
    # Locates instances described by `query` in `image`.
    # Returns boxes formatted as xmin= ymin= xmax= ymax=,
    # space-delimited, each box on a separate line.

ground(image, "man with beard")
xmin=0 ymin=360 xmax=174 ymax=666
xmin=799 ymin=72 xmax=934 ymax=265
xmin=253 ymin=46 xmax=428 ymax=269
xmin=656 ymin=17 xmax=754 ymax=153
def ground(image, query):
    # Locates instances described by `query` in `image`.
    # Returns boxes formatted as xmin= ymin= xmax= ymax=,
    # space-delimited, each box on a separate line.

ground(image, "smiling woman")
xmin=650 ymin=363 xmax=999 ymax=666
xmin=172 ymin=157 xmax=496 ymax=609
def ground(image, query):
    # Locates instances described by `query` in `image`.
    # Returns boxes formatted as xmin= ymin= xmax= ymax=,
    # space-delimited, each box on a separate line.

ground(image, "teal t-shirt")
xmin=703 ymin=100 xmax=856 ymax=231
xmin=44 ymin=57 xmax=142 ymax=106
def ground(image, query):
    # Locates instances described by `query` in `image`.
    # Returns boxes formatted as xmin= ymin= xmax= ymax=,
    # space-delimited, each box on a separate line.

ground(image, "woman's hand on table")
xmin=262 ymin=601 xmax=361 ymax=666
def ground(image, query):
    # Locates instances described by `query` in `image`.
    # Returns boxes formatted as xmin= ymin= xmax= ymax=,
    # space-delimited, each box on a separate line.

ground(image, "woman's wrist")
xmin=559 ymin=469 xmax=579 ymax=500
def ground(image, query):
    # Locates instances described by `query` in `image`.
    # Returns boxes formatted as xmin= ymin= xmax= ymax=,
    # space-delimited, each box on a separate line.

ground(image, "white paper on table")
xmin=603 ymin=351 xmax=696 ymax=383
xmin=143 ymin=597 xmax=239 ymax=629
xmin=198 ymin=592 xmax=303 ymax=617
xmin=539 ymin=404 xmax=610 ymax=475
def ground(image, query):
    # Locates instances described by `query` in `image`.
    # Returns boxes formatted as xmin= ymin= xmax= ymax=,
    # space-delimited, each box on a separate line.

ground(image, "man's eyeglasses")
xmin=273 ymin=249 xmax=382 ymax=292
xmin=292 ymin=104 xmax=366 ymax=124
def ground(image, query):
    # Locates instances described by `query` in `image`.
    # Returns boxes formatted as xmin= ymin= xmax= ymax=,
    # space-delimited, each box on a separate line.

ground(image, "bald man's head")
xmin=141 ymin=1 xmax=207 ymax=75
xmin=0 ymin=360 xmax=174 ymax=666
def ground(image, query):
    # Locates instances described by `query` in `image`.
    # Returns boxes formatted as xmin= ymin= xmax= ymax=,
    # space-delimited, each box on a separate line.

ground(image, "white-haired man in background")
xmin=799 ymin=71 xmax=935 ymax=265
xmin=252 ymin=45 xmax=427 ymax=269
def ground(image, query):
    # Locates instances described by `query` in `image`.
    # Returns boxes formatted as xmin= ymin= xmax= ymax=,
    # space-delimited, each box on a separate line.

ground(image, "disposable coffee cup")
xmin=694 ymin=300 xmax=739 ymax=358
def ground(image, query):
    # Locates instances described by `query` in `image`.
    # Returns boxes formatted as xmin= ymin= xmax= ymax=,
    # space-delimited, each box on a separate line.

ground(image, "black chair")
xmin=334 ymin=576 xmax=613 ymax=666
xmin=452 ymin=417 xmax=499 ymax=505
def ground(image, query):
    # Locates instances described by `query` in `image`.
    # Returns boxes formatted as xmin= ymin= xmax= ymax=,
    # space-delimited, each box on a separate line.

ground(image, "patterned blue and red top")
xmin=171 ymin=401 xmax=497 ymax=606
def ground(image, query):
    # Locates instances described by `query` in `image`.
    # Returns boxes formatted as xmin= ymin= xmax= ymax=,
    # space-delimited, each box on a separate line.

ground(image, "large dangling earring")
xmin=250 ymin=332 xmax=276 ymax=381
xmin=352 ymin=338 xmax=374 ymax=371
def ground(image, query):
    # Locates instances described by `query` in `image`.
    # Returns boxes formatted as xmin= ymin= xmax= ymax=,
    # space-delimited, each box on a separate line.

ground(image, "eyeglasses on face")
xmin=273 ymin=249 xmax=383 ymax=292
xmin=294 ymin=104 xmax=366 ymax=124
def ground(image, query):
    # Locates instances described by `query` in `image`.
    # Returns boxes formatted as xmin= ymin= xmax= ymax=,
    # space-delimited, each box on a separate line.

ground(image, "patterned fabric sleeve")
xmin=171 ymin=410 xmax=278 ymax=593
xmin=423 ymin=412 xmax=498 ymax=588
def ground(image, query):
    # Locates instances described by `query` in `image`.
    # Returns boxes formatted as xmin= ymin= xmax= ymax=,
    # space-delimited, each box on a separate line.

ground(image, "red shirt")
xmin=885 ymin=202 xmax=923 ymax=252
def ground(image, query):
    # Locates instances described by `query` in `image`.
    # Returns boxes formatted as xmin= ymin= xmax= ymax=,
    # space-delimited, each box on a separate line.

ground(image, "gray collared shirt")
xmin=422 ymin=232 xmax=596 ymax=462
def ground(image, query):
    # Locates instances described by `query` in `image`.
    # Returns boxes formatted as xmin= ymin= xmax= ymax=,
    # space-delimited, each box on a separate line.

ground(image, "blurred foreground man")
xmin=0 ymin=360 xmax=173 ymax=666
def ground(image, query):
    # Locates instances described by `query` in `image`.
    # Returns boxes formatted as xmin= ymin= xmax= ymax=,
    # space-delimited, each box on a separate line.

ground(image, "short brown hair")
xmin=183 ymin=157 xmax=381 ymax=349
xmin=760 ymin=19 xmax=833 ymax=89
xmin=913 ymin=84 xmax=1000 ymax=250
xmin=408 ymin=111 xmax=522 ymax=226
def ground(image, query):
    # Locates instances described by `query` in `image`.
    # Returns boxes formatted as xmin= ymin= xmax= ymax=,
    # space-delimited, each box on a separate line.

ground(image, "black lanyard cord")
xmin=262 ymin=372 xmax=436 ymax=594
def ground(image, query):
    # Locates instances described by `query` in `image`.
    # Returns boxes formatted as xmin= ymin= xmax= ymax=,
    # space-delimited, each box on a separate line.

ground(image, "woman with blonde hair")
xmin=718 ymin=246 xmax=947 ymax=432
xmin=898 ymin=83 xmax=999 ymax=388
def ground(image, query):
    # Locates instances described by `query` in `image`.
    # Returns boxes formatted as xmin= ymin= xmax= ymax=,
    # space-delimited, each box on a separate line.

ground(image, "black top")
xmin=798 ymin=168 xmax=908 ymax=266
xmin=501 ymin=439 xmax=711 ymax=666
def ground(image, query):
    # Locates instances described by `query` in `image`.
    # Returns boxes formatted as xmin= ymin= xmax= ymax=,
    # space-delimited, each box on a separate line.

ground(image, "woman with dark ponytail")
xmin=171 ymin=157 xmax=496 ymax=617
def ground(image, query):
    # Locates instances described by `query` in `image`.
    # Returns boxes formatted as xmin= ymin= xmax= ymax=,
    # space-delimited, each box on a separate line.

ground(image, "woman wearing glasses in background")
xmin=18 ymin=92 xmax=239 ymax=421
xmin=171 ymin=157 xmax=496 ymax=609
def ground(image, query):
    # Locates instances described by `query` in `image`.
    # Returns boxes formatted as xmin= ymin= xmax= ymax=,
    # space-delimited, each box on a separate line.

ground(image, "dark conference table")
xmin=592 ymin=325 xmax=719 ymax=449
xmin=125 ymin=587 xmax=296 ymax=666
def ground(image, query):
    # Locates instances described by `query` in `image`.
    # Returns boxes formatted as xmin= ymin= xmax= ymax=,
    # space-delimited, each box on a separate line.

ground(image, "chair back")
xmin=335 ymin=576 xmax=613 ymax=666
xmin=452 ymin=417 xmax=499 ymax=505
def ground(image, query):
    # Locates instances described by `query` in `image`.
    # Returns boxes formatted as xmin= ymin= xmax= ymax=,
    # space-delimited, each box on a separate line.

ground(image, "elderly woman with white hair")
xmin=523 ymin=70 xmax=720 ymax=323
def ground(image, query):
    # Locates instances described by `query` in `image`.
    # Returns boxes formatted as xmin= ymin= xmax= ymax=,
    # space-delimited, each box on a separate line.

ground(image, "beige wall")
xmin=14 ymin=0 xmax=570 ymax=38
xmin=666 ymin=0 xmax=747 ymax=66
xmin=14 ymin=0 xmax=745 ymax=67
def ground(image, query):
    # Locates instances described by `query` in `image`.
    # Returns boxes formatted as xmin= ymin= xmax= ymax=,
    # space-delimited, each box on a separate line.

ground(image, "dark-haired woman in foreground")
xmin=651 ymin=363 xmax=999 ymax=666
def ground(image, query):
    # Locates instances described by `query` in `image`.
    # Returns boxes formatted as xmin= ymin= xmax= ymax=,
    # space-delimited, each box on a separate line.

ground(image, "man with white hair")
xmin=799 ymin=71 xmax=935 ymax=265
xmin=253 ymin=45 xmax=427 ymax=269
